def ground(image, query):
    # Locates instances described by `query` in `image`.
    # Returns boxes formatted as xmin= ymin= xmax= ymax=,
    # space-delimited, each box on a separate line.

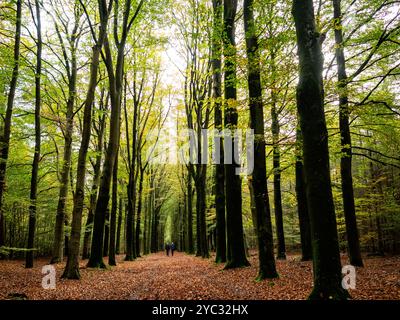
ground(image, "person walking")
xmin=170 ymin=242 xmax=176 ymax=256
xmin=165 ymin=243 xmax=170 ymax=256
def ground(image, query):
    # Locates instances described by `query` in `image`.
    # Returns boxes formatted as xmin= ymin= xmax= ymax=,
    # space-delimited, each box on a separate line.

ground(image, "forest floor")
xmin=0 ymin=251 xmax=399 ymax=300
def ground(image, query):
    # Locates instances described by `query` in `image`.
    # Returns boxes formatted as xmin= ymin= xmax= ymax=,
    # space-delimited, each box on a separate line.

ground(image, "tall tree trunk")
xmin=295 ymin=126 xmax=312 ymax=261
xmin=223 ymin=0 xmax=249 ymax=269
xmin=333 ymin=0 xmax=363 ymax=267
xmin=187 ymin=173 xmax=194 ymax=253
xmin=87 ymin=42 xmax=123 ymax=268
xmin=247 ymin=179 xmax=258 ymax=236
xmin=180 ymin=199 xmax=186 ymax=252
xmin=243 ymin=0 xmax=277 ymax=279
xmin=292 ymin=0 xmax=349 ymax=299
xmin=135 ymin=166 xmax=144 ymax=257
xmin=195 ymin=166 xmax=208 ymax=258
xmin=212 ymin=0 xmax=226 ymax=264
xmin=145 ymin=173 xmax=153 ymax=254
xmin=50 ymin=25 xmax=78 ymax=264
xmin=145 ymin=196 xmax=151 ymax=254
xmin=194 ymin=118 xmax=209 ymax=258
xmin=0 ymin=0 xmax=22 ymax=249
xmin=196 ymin=193 xmax=200 ymax=256
xmin=125 ymin=88 xmax=139 ymax=261
xmin=64 ymin=216 xmax=69 ymax=257
xmin=26 ymin=0 xmax=42 ymax=269
xmin=82 ymin=96 xmax=106 ymax=259
xmin=271 ymin=75 xmax=286 ymax=260
xmin=150 ymin=207 xmax=157 ymax=253
xmin=116 ymin=197 xmax=123 ymax=255
xmin=148 ymin=197 xmax=153 ymax=253
xmin=143 ymin=192 xmax=149 ymax=254
xmin=178 ymin=204 xmax=183 ymax=250
xmin=62 ymin=0 xmax=110 ymax=279
xmin=108 ymin=150 xmax=118 ymax=266
xmin=103 ymin=208 xmax=110 ymax=257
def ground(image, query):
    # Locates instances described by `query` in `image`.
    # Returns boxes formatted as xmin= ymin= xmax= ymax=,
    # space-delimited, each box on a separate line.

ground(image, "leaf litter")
xmin=0 ymin=251 xmax=399 ymax=300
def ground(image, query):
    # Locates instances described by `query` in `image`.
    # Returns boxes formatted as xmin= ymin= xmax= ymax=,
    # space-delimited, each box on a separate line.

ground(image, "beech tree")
xmin=292 ymin=0 xmax=349 ymax=299
xmin=49 ymin=1 xmax=84 ymax=264
xmin=0 ymin=0 xmax=22 ymax=250
xmin=62 ymin=0 xmax=112 ymax=279
xmin=82 ymin=87 xmax=108 ymax=260
xmin=243 ymin=0 xmax=277 ymax=279
xmin=223 ymin=0 xmax=249 ymax=268
xmin=212 ymin=0 xmax=226 ymax=264
xmin=26 ymin=0 xmax=42 ymax=269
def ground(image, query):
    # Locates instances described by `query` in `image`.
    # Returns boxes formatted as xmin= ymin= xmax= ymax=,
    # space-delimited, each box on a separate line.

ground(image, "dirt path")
xmin=0 ymin=252 xmax=399 ymax=300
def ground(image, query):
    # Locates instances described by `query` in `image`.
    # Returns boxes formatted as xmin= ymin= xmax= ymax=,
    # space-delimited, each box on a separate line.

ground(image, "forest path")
xmin=0 ymin=252 xmax=399 ymax=300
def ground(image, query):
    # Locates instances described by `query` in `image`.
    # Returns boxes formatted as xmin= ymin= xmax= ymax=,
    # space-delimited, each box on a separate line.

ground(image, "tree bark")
xmin=64 ymin=216 xmax=69 ymax=257
xmin=108 ymin=149 xmax=118 ymax=266
xmin=116 ymin=197 xmax=123 ymax=255
xmin=0 ymin=0 xmax=22 ymax=249
xmin=196 ymin=191 xmax=201 ymax=256
xmin=243 ymin=0 xmax=277 ymax=279
xmin=26 ymin=0 xmax=42 ymax=269
xmin=180 ymin=199 xmax=186 ymax=252
xmin=292 ymin=0 xmax=349 ymax=299
xmin=212 ymin=0 xmax=226 ymax=264
xmin=103 ymin=208 xmax=110 ymax=257
xmin=125 ymin=83 xmax=139 ymax=261
xmin=333 ymin=0 xmax=363 ymax=267
xmin=193 ymin=106 xmax=209 ymax=258
xmin=195 ymin=164 xmax=208 ymax=258
xmin=150 ymin=207 xmax=158 ymax=253
xmin=146 ymin=171 xmax=155 ymax=254
xmin=295 ymin=126 xmax=312 ymax=261
xmin=271 ymin=74 xmax=286 ymax=260
xmin=135 ymin=166 xmax=144 ymax=256
xmin=223 ymin=0 xmax=249 ymax=269
xmin=143 ymin=191 xmax=149 ymax=254
xmin=87 ymin=33 xmax=122 ymax=268
xmin=187 ymin=173 xmax=194 ymax=254
xmin=82 ymin=94 xmax=106 ymax=259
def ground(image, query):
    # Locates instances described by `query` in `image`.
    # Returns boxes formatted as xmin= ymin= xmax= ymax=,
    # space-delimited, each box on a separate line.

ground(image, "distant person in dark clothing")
xmin=170 ymin=242 xmax=176 ymax=256
xmin=165 ymin=243 xmax=170 ymax=256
